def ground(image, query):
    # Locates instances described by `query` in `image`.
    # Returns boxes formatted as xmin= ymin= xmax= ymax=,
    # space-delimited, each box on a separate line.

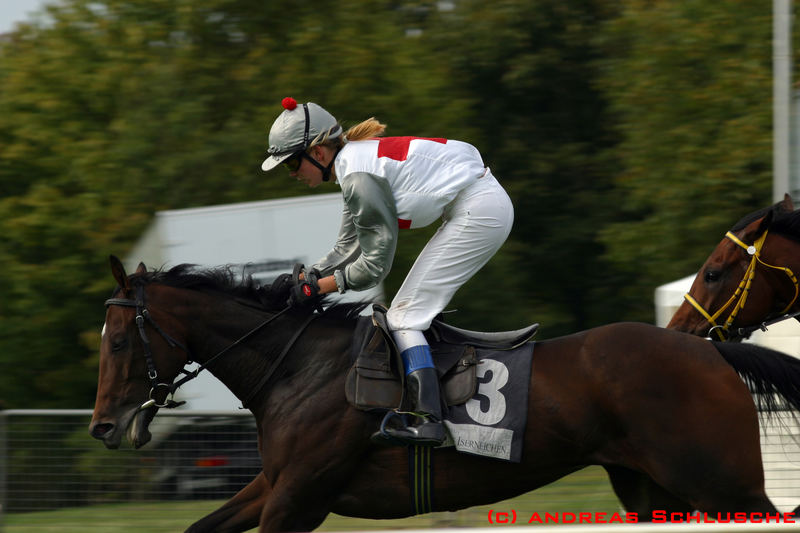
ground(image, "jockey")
xmin=261 ymin=97 xmax=514 ymax=446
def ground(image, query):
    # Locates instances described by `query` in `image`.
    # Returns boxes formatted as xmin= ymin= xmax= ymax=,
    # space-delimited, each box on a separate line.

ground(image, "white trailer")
xmin=125 ymin=193 xmax=384 ymax=411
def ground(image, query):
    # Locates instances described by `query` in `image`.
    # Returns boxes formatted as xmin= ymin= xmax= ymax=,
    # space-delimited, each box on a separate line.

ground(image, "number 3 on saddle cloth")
xmin=345 ymin=305 xmax=537 ymax=462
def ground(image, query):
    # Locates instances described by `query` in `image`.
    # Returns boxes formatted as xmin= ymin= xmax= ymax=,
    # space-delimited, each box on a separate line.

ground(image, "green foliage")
xmin=0 ymin=0 xmax=475 ymax=408
xmin=596 ymin=0 xmax=778 ymax=318
xmin=423 ymin=0 xmax=625 ymax=333
xmin=0 ymin=0 xmax=789 ymax=407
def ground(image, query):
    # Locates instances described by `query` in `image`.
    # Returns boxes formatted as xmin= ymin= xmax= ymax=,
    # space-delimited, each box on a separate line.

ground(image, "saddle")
xmin=345 ymin=305 xmax=539 ymax=412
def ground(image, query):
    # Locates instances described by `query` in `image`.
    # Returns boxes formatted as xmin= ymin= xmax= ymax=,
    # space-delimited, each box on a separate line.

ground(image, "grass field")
xmin=3 ymin=466 xmax=619 ymax=532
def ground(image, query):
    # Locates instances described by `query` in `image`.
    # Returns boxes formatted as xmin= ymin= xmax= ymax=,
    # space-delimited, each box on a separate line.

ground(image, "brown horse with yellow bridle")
xmin=668 ymin=194 xmax=800 ymax=340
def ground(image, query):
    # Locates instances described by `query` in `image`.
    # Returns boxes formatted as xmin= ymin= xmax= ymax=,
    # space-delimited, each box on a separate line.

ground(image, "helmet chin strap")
xmin=307 ymin=147 xmax=341 ymax=182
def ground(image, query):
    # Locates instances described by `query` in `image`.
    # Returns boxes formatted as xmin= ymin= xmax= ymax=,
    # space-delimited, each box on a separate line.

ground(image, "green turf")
xmin=3 ymin=466 xmax=618 ymax=532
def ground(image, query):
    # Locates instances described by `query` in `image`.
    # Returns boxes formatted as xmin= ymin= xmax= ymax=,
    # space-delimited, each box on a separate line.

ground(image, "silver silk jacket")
xmin=311 ymin=137 xmax=487 ymax=292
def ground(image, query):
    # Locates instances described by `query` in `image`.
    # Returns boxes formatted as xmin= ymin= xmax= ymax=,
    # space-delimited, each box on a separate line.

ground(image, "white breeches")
xmin=386 ymin=172 xmax=514 ymax=331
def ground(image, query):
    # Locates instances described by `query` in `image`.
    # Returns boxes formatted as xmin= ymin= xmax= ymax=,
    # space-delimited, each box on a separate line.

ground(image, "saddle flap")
xmin=346 ymin=309 xmax=480 ymax=411
xmin=356 ymin=327 xmax=395 ymax=377
xmin=345 ymin=325 xmax=403 ymax=410
xmin=442 ymin=345 xmax=478 ymax=406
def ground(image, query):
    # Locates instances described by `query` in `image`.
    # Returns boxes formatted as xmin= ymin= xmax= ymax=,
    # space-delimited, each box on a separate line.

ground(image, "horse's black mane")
xmin=134 ymin=263 xmax=258 ymax=298
xmin=130 ymin=263 xmax=371 ymax=321
xmin=731 ymin=201 xmax=800 ymax=242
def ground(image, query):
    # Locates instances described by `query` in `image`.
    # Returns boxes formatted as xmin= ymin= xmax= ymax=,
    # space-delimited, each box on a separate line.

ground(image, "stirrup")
xmin=371 ymin=411 xmax=412 ymax=446
xmin=371 ymin=410 xmax=445 ymax=447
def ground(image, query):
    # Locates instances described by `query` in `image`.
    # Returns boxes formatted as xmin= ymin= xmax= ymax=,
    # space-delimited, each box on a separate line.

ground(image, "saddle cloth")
xmin=441 ymin=344 xmax=533 ymax=462
xmin=345 ymin=306 xmax=535 ymax=462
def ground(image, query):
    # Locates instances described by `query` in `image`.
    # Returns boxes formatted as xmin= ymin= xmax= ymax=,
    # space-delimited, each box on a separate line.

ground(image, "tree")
xmin=0 ymin=0 xmax=474 ymax=408
xmin=0 ymin=0 xmax=788 ymax=408
xmin=596 ymin=0 xmax=778 ymax=320
xmin=423 ymin=0 xmax=625 ymax=334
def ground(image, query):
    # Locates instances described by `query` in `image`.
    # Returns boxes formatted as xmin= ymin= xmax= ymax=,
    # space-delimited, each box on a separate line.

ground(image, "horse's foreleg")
xmin=185 ymin=472 xmax=270 ymax=533
xmin=257 ymin=485 xmax=332 ymax=533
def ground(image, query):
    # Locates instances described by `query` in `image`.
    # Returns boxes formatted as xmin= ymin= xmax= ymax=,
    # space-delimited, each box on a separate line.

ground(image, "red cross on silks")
xmin=376 ymin=137 xmax=447 ymax=229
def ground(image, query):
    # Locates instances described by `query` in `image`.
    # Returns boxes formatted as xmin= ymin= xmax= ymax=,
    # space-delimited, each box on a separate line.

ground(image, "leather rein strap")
xmin=105 ymin=284 xmax=304 ymax=410
xmin=683 ymin=229 xmax=799 ymax=340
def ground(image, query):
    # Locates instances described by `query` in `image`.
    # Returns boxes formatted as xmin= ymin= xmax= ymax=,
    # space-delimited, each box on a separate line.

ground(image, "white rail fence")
xmin=0 ymin=409 xmax=798 ymax=532
xmin=760 ymin=411 xmax=800 ymax=511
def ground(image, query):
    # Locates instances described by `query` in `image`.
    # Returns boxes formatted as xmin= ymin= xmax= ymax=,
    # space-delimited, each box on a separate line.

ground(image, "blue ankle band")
xmin=401 ymin=345 xmax=434 ymax=374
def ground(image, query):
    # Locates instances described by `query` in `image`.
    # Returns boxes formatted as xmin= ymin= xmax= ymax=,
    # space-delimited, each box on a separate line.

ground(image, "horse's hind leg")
xmin=185 ymin=472 xmax=269 ymax=533
xmin=604 ymin=466 xmax=692 ymax=520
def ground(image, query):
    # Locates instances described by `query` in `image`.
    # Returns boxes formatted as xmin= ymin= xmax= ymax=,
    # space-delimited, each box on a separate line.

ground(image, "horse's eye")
xmin=110 ymin=337 xmax=127 ymax=352
xmin=704 ymin=270 xmax=721 ymax=283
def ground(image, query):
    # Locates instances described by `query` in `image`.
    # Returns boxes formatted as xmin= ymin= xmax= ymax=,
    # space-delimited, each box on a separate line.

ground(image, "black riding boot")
xmin=380 ymin=367 xmax=446 ymax=446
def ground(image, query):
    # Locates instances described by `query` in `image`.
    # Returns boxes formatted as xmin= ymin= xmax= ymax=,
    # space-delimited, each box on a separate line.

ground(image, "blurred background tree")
xmin=596 ymin=0 xmax=777 ymax=320
xmin=0 ymin=0 xmax=791 ymax=408
xmin=422 ymin=0 xmax=625 ymax=333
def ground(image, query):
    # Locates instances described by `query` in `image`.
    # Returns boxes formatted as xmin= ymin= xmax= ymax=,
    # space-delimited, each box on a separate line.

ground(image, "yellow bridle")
xmin=683 ymin=229 xmax=799 ymax=340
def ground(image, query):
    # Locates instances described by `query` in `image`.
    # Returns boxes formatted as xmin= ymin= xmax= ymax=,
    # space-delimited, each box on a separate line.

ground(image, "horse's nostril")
xmin=90 ymin=423 xmax=114 ymax=439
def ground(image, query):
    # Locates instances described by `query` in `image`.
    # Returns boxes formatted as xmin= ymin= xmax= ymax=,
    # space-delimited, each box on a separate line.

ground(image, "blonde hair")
xmin=344 ymin=118 xmax=387 ymax=142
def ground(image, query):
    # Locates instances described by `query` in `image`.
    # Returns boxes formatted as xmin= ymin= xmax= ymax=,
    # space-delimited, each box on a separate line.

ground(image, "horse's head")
xmin=89 ymin=255 xmax=191 ymax=449
xmin=668 ymin=194 xmax=798 ymax=339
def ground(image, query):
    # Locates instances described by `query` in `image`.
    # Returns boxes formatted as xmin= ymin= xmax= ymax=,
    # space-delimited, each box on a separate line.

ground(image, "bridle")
xmin=683 ymin=229 xmax=799 ymax=340
xmin=104 ymin=283 xmax=306 ymax=412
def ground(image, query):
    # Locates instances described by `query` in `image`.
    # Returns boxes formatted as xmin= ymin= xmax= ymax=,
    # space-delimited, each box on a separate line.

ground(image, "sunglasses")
xmin=282 ymin=151 xmax=306 ymax=172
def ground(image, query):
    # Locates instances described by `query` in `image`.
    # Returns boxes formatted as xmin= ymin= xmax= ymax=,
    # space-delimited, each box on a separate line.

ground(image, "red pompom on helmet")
xmin=282 ymin=97 xmax=298 ymax=110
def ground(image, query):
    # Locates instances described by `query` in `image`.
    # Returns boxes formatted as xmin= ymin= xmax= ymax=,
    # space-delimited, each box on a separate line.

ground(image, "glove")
xmin=257 ymin=273 xmax=295 ymax=308
xmin=269 ymin=273 xmax=294 ymax=299
xmin=288 ymin=266 xmax=324 ymax=311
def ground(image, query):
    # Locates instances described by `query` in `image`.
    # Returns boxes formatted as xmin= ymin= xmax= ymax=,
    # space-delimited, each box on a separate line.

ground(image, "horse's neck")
xmin=183 ymin=301 xmax=351 ymax=410
xmin=182 ymin=305 xmax=281 ymax=402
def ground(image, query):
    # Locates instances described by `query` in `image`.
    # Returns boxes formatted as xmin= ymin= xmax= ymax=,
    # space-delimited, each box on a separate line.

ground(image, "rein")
xmin=105 ymin=284 xmax=298 ymax=411
xmin=728 ymin=308 xmax=800 ymax=339
xmin=683 ymin=229 xmax=799 ymax=340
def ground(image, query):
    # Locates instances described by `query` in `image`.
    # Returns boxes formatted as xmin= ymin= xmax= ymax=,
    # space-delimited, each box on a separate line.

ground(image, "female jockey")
xmin=261 ymin=97 xmax=514 ymax=446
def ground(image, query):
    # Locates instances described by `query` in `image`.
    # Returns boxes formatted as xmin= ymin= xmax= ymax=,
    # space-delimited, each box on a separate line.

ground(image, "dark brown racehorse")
xmin=668 ymin=194 xmax=800 ymax=340
xmin=90 ymin=255 xmax=800 ymax=532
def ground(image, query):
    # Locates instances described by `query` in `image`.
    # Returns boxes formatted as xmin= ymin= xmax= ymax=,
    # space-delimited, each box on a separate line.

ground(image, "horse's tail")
xmin=712 ymin=341 xmax=800 ymax=416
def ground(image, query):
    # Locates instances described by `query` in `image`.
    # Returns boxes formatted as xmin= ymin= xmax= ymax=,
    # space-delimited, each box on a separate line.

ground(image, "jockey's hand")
xmin=257 ymin=273 xmax=295 ymax=308
xmin=288 ymin=268 xmax=323 ymax=311
xmin=270 ymin=273 xmax=295 ymax=296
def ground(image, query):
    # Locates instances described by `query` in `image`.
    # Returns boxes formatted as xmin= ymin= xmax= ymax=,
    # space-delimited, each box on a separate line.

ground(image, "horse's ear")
xmin=109 ymin=255 xmax=130 ymax=291
xmin=136 ymin=262 xmax=147 ymax=275
xmin=781 ymin=193 xmax=795 ymax=212
xmin=755 ymin=207 xmax=775 ymax=237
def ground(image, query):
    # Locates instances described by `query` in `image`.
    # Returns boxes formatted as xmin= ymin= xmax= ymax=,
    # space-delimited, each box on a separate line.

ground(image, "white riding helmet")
xmin=261 ymin=97 xmax=342 ymax=171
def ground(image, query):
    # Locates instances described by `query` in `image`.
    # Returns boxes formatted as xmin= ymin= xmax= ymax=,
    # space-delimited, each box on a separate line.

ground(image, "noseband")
xmin=683 ymin=230 xmax=799 ymax=340
xmin=105 ymin=283 xmax=297 ymax=411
